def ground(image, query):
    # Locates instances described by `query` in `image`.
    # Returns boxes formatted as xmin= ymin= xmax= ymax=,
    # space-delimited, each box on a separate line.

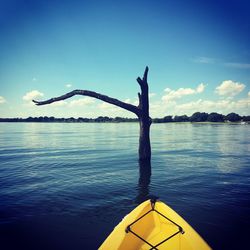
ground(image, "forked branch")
xmin=33 ymin=67 xmax=149 ymax=118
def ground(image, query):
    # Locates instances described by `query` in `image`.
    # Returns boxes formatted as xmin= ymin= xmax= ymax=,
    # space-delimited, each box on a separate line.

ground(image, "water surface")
xmin=0 ymin=123 xmax=249 ymax=249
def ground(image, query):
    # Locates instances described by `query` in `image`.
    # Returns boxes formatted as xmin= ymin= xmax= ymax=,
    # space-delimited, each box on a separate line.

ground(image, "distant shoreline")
xmin=0 ymin=121 xmax=248 ymax=125
xmin=0 ymin=112 xmax=249 ymax=124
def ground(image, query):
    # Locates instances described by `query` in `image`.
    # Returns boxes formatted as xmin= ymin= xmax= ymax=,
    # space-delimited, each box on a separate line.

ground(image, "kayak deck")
xmin=99 ymin=199 xmax=211 ymax=250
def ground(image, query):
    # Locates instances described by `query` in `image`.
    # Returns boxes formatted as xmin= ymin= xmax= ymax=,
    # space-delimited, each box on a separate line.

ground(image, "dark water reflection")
xmin=0 ymin=123 xmax=250 ymax=250
xmin=136 ymin=160 xmax=152 ymax=203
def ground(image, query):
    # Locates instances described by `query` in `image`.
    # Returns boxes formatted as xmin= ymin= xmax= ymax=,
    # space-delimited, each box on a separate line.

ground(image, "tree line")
xmin=0 ymin=116 xmax=138 ymax=123
xmin=154 ymin=112 xmax=250 ymax=123
xmin=0 ymin=112 xmax=249 ymax=123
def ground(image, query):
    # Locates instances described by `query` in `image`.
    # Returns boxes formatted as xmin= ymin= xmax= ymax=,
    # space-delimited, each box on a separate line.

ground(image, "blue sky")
xmin=0 ymin=0 xmax=249 ymax=118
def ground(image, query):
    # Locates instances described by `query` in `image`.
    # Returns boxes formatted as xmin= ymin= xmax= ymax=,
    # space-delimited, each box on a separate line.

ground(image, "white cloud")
xmin=162 ymin=83 xmax=205 ymax=102
xmin=159 ymin=96 xmax=250 ymax=117
xmin=196 ymin=83 xmax=206 ymax=93
xmin=193 ymin=56 xmax=250 ymax=70
xmin=215 ymin=80 xmax=245 ymax=97
xmin=97 ymin=102 xmax=125 ymax=117
xmin=175 ymin=99 xmax=227 ymax=114
xmin=150 ymin=85 xmax=250 ymax=117
xmin=98 ymin=102 xmax=115 ymax=110
xmin=66 ymin=83 xmax=72 ymax=88
xmin=50 ymin=101 xmax=67 ymax=107
xmin=23 ymin=90 xmax=44 ymax=101
xmin=124 ymin=98 xmax=131 ymax=104
xmin=0 ymin=96 xmax=6 ymax=104
xmin=149 ymin=93 xmax=156 ymax=98
xmin=234 ymin=98 xmax=250 ymax=109
xmin=224 ymin=63 xmax=250 ymax=69
xmin=164 ymin=88 xmax=171 ymax=92
xmin=124 ymin=98 xmax=139 ymax=106
xmin=133 ymin=100 xmax=139 ymax=106
xmin=162 ymin=88 xmax=194 ymax=102
xmin=69 ymin=97 xmax=95 ymax=107
xmin=149 ymin=101 xmax=166 ymax=117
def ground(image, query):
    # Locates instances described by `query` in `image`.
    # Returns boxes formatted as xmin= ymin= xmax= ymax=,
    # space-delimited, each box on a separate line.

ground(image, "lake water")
xmin=0 ymin=122 xmax=249 ymax=250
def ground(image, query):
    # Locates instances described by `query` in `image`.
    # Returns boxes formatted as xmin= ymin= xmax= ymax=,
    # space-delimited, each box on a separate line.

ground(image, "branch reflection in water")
xmin=136 ymin=160 xmax=152 ymax=203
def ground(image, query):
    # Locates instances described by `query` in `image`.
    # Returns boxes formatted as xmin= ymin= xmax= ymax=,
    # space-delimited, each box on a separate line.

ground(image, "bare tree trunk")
xmin=136 ymin=159 xmax=151 ymax=202
xmin=33 ymin=67 xmax=151 ymax=162
xmin=137 ymin=66 xmax=151 ymax=161
xmin=138 ymin=117 xmax=151 ymax=161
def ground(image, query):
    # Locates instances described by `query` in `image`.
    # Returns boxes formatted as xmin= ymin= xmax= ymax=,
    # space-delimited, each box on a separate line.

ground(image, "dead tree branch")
xmin=33 ymin=89 xmax=140 ymax=116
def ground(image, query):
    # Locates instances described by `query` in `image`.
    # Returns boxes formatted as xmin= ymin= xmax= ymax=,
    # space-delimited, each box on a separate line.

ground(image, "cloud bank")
xmin=0 ymin=96 xmax=6 ymax=104
xmin=215 ymin=80 xmax=245 ymax=96
xmin=23 ymin=90 xmax=44 ymax=101
xmin=162 ymin=83 xmax=205 ymax=102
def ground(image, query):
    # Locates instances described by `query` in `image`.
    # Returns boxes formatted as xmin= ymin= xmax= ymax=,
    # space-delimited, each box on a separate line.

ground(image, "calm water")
xmin=0 ymin=122 xmax=249 ymax=250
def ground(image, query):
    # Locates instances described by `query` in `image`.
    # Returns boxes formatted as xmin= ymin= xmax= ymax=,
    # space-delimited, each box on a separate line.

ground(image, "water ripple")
xmin=0 ymin=123 xmax=249 ymax=249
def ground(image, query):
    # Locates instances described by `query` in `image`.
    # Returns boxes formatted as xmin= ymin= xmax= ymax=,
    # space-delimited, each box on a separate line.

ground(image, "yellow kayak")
xmin=99 ymin=198 xmax=211 ymax=250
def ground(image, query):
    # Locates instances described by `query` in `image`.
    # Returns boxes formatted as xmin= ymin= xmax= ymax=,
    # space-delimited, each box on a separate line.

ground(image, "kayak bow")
xmin=99 ymin=198 xmax=211 ymax=250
